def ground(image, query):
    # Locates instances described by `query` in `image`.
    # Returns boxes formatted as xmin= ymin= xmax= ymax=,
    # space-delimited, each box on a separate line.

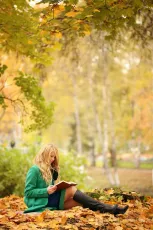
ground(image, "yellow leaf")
xmin=67 ymin=213 xmax=75 ymax=218
xmin=53 ymin=4 xmax=65 ymax=17
xmin=7 ymin=210 xmax=17 ymax=219
xmin=51 ymin=31 xmax=62 ymax=39
xmin=55 ymin=32 xmax=62 ymax=38
xmin=28 ymin=40 xmax=33 ymax=44
xmin=93 ymin=9 xmax=100 ymax=12
xmin=83 ymin=24 xmax=91 ymax=35
xmin=76 ymin=7 xmax=84 ymax=12
xmin=40 ymin=30 xmax=48 ymax=36
xmin=84 ymin=30 xmax=91 ymax=35
xmin=115 ymin=226 xmax=123 ymax=230
xmin=86 ymin=14 xmax=93 ymax=17
xmin=65 ymin=11 xmax=80 ymax=17
xmin=0 ymin=215 xmax=9 ymax=223
xmin=72 ymin=25 xmax=80 ymax=30
xmin=52 ymin=42 xmax=62 ymax=50
xmin=36 ymin=211 xmax=46 ymax=222
xmin=74 ymin=19 xmax=83 ymax=24
xmin=105 ymin=188 xmax=114 ymax=195
xmin=58 ymin=5 xmax=65 ymax=11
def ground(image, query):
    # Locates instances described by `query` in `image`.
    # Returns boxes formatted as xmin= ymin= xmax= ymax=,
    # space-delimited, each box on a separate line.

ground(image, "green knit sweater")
xmin=24 ymin=165 xmax=65 ymax=213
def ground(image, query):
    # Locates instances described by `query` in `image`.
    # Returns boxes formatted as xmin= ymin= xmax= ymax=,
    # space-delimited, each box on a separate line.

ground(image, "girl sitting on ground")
xmin=24 ymin=144 xmax=128 ymax=215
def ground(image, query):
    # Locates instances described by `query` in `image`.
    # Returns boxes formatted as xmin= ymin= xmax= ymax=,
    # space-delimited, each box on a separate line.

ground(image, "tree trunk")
xmin=130 ymin=101 xmax=141 ymax=168
xmin=88 ymin=72 xmax=102 ymax=166
xmin=100 ymin=40 xmax=115 ymax=185
xmin=107 ymin=85 xmax=120 ymax=186
xmin=135 ymin=138 xmax=141 ymax=169
xmin=90 ymin=140 xmax=96 ymax=166
xmin=71 ymin=73 xmax=83 ymax=155
xmin=89 ymin=73 xmax=103 ymax=143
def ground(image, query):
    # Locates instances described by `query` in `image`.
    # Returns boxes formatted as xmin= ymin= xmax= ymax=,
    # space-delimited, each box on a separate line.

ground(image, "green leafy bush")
xmin=59 ymin=152 xmax=87 ymax=190
xmin=0 ymin=147 xmax=87 ymax=197
xmin=0 ymin=146 xmax=36 ymax=197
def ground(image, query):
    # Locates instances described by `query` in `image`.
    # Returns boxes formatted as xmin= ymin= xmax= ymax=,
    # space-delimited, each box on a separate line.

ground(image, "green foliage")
xmin=0 ymin=64 xmax=7 ymax=77
xmin=0 ymin=2 xmax=34 ymax=56
xmin=0 ymin=0 xmax=152 ymax=65
xmin=0 ymin=146 xmax=36 ymax=197
xmin=0 ymin=1 xmax=42 ymax=63
xmin=58 ymin=152 xmax=87 ymax=190
xmin=0 ymin=95 xmax=4 ymax=105
xmin=0 ymin=65 xmax=55 ymax=132
xmin=0 ymin=147 xmax=87 ymax=197
xmin=0 ymin=2 xmax=55 ymax=66
xmin=39 ymin=0 xmax=153 ymax=43
xmin=14 ymin=72 xmax=55 ymax=132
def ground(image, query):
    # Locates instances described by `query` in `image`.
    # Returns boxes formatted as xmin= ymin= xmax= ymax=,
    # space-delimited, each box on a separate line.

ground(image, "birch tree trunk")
xmin=130 ymin=101 xmax=141 ymax=168
xmin=90 ymin=140 xmax=96 ymax=166
xmin=87 ymin=72 xmax=101 ymax=166
xmin=100 ymin=41 xmax=115 ymax=185
xmin=108 ymin=93 xmax=120 ymax=186
xmin=61 ymin=44 xmax=83 ymax=155
xmin=88 ymin=73 xmax=103 ymax=144
xmin=71 ymin=72 xmax=83 ymax=155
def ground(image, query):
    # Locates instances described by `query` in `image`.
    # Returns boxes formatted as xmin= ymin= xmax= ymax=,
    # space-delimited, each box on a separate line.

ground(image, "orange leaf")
xmin=0 ymin=201 xmax=7 ymax=209
xmin=61 ymin=215 xmax=67 ymax=225
xmin=0 ymin=215 xmax=9 ymax=223
xmin=65 ymin=11 xmax=80 ymax=17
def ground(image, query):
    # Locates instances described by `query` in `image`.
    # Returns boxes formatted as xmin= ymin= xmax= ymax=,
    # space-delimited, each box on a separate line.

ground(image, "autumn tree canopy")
xmin=0 ymin=0 xmax=152 ymax=132
xmin=38 ymin=0 xmax=153 ymax=42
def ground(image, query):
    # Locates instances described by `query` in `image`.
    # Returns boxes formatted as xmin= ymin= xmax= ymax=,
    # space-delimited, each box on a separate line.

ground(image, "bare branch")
xmin=1 ymin=95 xmax=29 ymax=115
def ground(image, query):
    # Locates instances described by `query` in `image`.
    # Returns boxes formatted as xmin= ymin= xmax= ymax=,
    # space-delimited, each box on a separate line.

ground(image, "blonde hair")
xmin=34 ymin=144 xmax=59 ymax=184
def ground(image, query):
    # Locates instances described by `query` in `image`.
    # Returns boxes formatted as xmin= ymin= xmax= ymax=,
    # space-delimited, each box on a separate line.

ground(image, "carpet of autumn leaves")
xmin=0 ymin=189 xmax=153 ymax=230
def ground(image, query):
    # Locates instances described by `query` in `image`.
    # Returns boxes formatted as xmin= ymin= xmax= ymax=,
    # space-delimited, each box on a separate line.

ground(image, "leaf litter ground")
xmin=0 ymin=188 xmax=153 ymax=230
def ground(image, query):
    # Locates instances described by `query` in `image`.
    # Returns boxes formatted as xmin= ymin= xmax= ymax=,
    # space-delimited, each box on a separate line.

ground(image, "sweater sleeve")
xmin=24 ymin=166 xmax=48 ymax=198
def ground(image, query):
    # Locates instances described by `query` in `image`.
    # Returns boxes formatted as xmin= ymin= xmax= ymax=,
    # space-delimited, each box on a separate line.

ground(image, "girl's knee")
xmin=66 ymin=186 xmax=77 ymax=197
xmin=71 ymin=185 xmax=77 ymax=194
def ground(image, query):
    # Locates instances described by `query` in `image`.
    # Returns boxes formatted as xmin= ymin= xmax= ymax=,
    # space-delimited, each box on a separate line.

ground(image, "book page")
xmin=55 ymin=181 xmax=77 ymax=191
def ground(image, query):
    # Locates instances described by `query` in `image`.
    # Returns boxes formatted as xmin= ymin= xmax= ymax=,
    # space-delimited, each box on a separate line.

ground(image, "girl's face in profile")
xmin=50 ymin=154 xmax=55 ymax=164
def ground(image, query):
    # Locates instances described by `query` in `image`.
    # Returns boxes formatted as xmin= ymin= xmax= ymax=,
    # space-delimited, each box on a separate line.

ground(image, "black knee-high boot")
xmin=73 ymin=190 xmax=128 ymax=215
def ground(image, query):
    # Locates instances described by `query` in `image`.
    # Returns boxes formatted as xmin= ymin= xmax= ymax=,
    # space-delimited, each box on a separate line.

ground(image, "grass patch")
xmin=86 ymin=167 xmax=153 ymax=196
xmin=96 ymin=160 xmax=153 ymax=169
xmin=140 ymin=162 xmax=153 ymax=169
xmin=117 ymin=160 xmax=134 ymax=168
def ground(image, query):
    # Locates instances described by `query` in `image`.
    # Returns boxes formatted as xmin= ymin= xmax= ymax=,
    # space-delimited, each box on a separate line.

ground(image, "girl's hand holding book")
xmin=47 ymin=185 xmax=57 ymax=194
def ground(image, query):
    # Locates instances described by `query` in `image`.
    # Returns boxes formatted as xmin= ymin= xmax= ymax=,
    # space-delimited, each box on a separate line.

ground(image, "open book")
xmin=55 ymin=181 xmax=77 ymax=191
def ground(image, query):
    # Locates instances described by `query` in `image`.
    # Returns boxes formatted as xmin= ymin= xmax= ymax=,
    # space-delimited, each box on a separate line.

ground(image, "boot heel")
xmin=114 ymin=205 xmax=129 ymax=216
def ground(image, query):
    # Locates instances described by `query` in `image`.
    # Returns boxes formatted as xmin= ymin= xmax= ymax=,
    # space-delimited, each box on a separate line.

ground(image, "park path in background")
xmin=87 ymin=167 xmax=153 ymax=196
